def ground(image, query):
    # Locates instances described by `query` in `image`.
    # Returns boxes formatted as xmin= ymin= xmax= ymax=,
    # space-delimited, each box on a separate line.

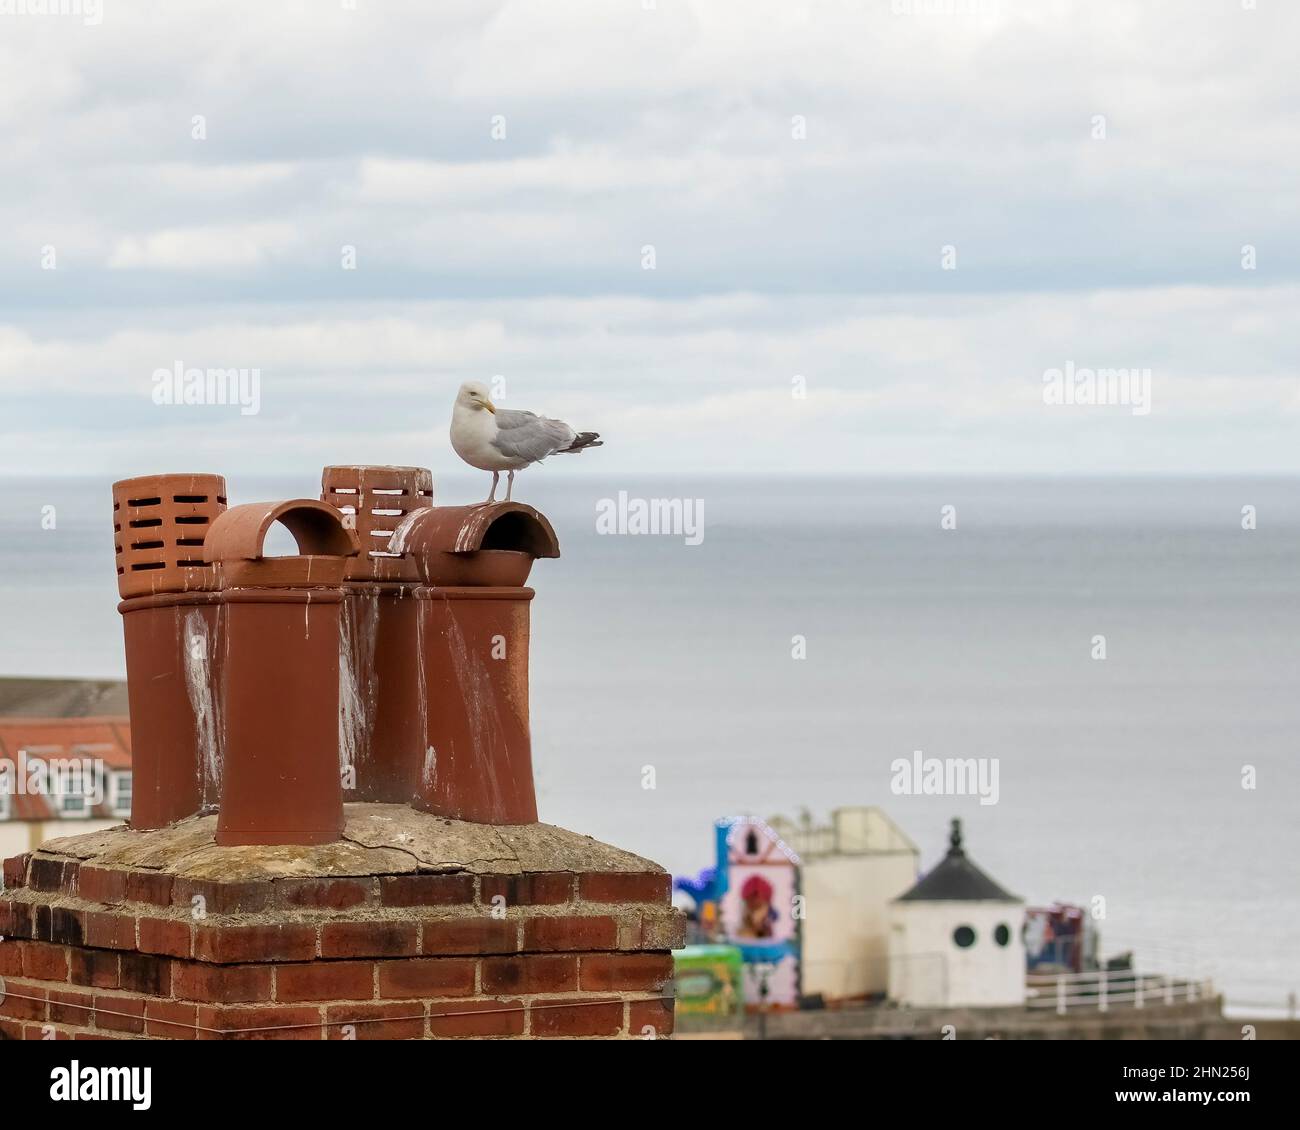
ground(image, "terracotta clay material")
xmin=112 ymin=474 xmax=227 ymax=599
xmin=118 ymin=592 xmax=223 ymax=828
xmin=205 ymin=501 xmax=359 ymax=847
xmin=321 ymin=465 xmax=433 ymax=582
xmin=395 ymin=502 xmax=561 ymax=824
xmin=391 ymin=502 xmax=560 ymax=588
xmin=204 ymin=499 xmax=356 ymax=589
xmin=323 ymin=467 xmax=435 ymax=804
xmin=338 ymin=582 xmax=423 ymax=804
xmin=413 ymin=586 xmax=538 ymax=824
xmin=113 ymin=474 xmax=228 ymax=829
xmin=424 ymin=548 xmax=535 ymax=588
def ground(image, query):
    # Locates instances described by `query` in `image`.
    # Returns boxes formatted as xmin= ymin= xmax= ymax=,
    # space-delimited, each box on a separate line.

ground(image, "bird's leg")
xmin=486 ymin=471 xmax=499 ymax=503
xmin=506 ymin=470 xmax=515 ymax=501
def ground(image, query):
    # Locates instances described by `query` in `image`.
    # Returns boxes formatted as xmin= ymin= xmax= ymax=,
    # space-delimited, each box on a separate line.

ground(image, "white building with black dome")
xmin=887 ymin=819 xmax=1026 ymax=1008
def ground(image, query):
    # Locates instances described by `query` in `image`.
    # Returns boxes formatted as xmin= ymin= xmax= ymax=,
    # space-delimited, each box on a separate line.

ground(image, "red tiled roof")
xmin=0 ymin=716 xmax=133 ymax=823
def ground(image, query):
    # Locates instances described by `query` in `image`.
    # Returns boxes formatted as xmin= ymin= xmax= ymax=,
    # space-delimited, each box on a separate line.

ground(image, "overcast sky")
xmin=2 ymin=0 xmax=1297 ymax=477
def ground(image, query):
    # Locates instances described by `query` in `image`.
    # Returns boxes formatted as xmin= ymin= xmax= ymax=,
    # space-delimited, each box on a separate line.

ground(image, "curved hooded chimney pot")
xmin=400 ymin=503 xmax=559 ymax=825
xmin=205 ymin=499 xmax=359 ymax=588
xmin=207 ymin=499 xmax=358 ymax=847
xmin=391 ymin=502 xmax=560 ymax=587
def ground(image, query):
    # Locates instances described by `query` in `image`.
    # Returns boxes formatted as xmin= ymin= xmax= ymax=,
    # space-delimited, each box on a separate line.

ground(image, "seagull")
xmin=450 ymin=380 xmax=603 ymax=502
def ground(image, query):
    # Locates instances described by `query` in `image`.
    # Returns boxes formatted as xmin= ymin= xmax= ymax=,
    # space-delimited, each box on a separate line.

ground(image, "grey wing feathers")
xmin=490 ymin=412 xmax=576 ymax=463
xmin=494 ymin=408 xmax=540 ymax=430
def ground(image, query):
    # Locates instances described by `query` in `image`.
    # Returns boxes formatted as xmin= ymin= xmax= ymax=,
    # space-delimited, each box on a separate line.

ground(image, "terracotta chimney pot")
xmin=112 ymin=473 xmax=227 ymax=828
xmin=205 ymin=500 xmax=359 ymax=846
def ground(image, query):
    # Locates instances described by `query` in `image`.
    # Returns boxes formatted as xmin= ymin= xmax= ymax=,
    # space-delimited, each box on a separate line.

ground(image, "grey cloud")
xmin=1 ymin=0 xmax=1297 ymax=473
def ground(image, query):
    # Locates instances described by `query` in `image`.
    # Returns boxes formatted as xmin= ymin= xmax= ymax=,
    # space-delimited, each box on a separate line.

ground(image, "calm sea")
xmin=2 ymin=473 xmax=1296 ymax=1014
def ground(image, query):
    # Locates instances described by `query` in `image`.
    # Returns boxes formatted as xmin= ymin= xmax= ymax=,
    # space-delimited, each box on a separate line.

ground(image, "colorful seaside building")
xmin=675 ymin=808 xmax=924 ymax=1008
xmin=675 ymin=817 xmax=801 ymax=1008
xmin=677 ymin=809 xmax=1036 ymax=1011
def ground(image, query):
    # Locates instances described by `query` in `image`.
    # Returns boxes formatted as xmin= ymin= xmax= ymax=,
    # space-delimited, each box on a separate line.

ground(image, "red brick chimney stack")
xmin=0 ymin=465 xmax=682 ymax=1040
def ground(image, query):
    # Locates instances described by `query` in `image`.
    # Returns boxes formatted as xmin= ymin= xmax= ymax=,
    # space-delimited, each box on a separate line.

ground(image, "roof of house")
xmin=894 ymin=818 xmax=1021 ymax=904
xmin=0 ymin=677 xmax=129 ymax=718
xmin=0 ymin=716 xmax=133 ymax=823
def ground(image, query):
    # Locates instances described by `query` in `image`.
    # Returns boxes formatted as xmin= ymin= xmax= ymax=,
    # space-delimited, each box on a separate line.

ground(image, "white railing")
xmin=1025 ymin=968 xmax=1215 ymax=1013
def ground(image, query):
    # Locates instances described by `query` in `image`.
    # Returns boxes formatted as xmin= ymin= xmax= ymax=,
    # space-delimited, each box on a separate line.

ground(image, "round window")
xmin=953 ymin=925 xmax=976 ymax=948
xmin=994 ymin=924 xmax=1011 ymax=947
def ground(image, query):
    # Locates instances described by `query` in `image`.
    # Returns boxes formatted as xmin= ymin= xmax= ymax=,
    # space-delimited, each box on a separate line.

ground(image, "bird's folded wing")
xmin=494 ymin=409 xmax=540 ymax=430
xmin=491 ymin=415 xmax=576 ymax=461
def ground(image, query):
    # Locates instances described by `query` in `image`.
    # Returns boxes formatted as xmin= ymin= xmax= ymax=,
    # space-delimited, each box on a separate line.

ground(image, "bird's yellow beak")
xmin=483 ymin=398 xmax=496 ymax=414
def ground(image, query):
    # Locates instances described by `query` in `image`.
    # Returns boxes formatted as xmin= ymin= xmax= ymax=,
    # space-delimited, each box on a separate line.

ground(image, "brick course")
xmin=0 ymin=834 xmax=681 ymax=1041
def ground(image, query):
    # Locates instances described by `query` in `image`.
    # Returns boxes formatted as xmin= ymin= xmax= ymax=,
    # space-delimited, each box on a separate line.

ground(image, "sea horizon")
xmin=2 ymin=471 xmax=1295 ymax=1017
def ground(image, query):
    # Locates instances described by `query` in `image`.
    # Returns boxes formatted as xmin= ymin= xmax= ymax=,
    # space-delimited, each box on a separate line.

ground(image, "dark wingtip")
xmin=563 ymin=431 xmax=603 ymax=452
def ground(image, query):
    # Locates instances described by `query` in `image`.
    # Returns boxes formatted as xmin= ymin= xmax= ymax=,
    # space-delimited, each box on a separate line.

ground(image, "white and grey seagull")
xmin=450 ymin=380 xmax=602 ymax=502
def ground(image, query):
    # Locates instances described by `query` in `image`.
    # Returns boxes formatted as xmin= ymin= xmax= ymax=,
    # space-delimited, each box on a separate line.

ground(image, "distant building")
xmin=0 ymin=677 xmax=128 ymax=718
xmin=887 ymin=818 xmax=1026 ymax=1007
xmin=720 ymin=817 xmax=801 ymax=1006
xmin=1024 ymin=903 xmax=1099 ymax=973
xmin=675 ymin=818 xmax=802 ymax=1008
xmin=0 ymin=679 xmax=132 ymax=857
xmin=768 ymin=807 xmax=919 ymax=1002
